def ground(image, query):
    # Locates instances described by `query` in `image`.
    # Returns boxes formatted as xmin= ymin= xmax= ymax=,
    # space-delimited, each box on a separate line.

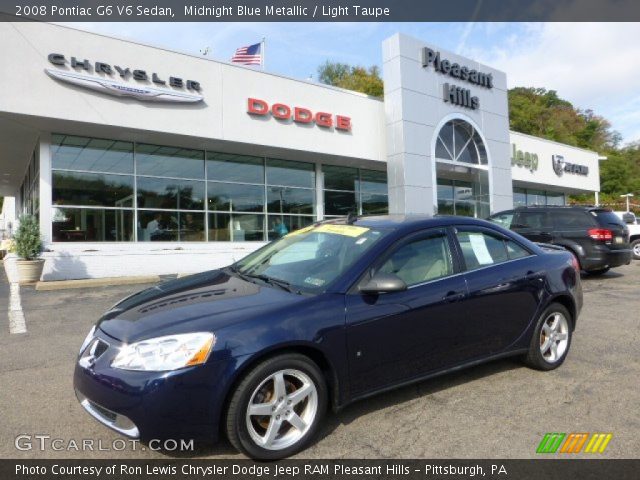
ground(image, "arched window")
xmin=435 ymin=119 xmax=488 ymax=165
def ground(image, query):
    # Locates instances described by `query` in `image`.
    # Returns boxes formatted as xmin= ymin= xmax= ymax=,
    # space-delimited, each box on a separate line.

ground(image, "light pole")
xmin=620 ymin=193 xmax=634 ymax=212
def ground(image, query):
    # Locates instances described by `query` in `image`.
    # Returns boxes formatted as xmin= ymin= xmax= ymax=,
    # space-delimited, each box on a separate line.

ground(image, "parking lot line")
xmin=8 ymin=282 xmax=26 ymax=334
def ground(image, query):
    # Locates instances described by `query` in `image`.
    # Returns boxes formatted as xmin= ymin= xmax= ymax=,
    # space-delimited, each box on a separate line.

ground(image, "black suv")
xmin=488 ymin=206 xmax=631 ymax=275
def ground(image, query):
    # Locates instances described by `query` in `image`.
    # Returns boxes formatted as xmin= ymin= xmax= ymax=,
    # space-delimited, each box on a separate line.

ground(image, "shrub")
xmin=13 ymin=214 xmax=43 ymax=260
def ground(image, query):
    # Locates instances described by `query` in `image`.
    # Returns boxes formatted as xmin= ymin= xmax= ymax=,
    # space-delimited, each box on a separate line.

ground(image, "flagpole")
xmin=261 ymin=37 xmax=266 ymax=71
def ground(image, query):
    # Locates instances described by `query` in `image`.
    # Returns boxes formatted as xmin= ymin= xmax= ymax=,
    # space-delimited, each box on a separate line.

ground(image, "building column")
xmin=315 ymin=162 xmax=324 ymax=220
xmin=38 ymin=133 xmax=53 ymax=244
xmin=383 ymin=35 xmax=436 ymax=215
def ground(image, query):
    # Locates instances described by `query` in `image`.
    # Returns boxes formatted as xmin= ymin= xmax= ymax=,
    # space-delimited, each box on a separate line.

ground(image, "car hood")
xmin=97 ymin=269 xmax=306 ymax=343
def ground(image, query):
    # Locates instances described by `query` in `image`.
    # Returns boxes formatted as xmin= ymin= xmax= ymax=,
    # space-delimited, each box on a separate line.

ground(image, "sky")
xmin=65 ymin=21 xmax=640 ymax=145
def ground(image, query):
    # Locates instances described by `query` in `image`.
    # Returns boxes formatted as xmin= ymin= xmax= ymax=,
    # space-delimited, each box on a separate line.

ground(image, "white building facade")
xmin=0 ymin=24 xmax=601 ymax=281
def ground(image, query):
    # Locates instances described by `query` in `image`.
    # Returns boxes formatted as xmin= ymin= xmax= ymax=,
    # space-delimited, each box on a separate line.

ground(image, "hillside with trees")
xmin=318 ymin=62 xmax=640 ymax=212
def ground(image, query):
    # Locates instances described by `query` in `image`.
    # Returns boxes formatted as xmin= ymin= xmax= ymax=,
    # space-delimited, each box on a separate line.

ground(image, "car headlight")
xmin=79 ymin=326 xmax=96 ymax=355
xmin=111 ymin=332 xmax=215 ymax=371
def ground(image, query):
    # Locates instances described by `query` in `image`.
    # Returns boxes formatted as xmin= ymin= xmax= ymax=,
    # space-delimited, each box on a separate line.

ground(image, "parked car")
xmin=74 ymin=215 xmax=582 ymax=459
xmin=613 ymin=211 xmax=640 ymax=260
xmin=488 ymin=206 xmax=632 ymax=275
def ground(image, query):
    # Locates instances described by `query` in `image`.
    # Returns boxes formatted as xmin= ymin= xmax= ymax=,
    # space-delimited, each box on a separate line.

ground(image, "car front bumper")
xmin=72 ymin=331 xmax=237 ymax=444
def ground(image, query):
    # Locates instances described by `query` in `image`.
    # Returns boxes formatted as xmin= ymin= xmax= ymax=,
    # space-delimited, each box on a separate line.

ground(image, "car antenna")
xmin=346 ymin=211 xmax=358 ymax=224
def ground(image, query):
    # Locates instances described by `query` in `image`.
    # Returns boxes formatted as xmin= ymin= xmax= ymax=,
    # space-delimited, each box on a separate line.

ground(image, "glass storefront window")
xmin=136 ymin=177 xmax=204 ymax=210
xmin=267 ymin=215 xmax=315 ymax=241
xmin=138 ymin=210 xmax=205 ymax=242
xmin=208 ymin=182 xmax=265 ymax=212
xmin=513 ymin=187 xmax=527 ymax=207
xmin=324 ymin=190 xmax=357 ymax=216
xmin=52 ymin=135 xmax=134 ymax=174
xmin=359 ymin=170 xmax=388 ymax=195
xmin=361 ymin=193 xmax=389 ymax=215
xmin=49 ymin=135 xmax=390 ymax=242
xmin=527 ymin=189 xmax=546 ymax=206
xmin=52 ymin=208 xmax=134 ymax=242
xmin=546 ymin=192 xmax=565 ymax=205
xmin=513 ymin=188 xmax=565 ymax=207
xmin=267 ymin=187 xmax=314 ymax=214
xmin=324 ymin=165 xmax=358 ymax=191
xmin=435 ymin=120 xmax=487 ymax=165
xmin=136 ymin=144 xmax=204 ymax=179
xmin=207 ymin=153 xmax=264 ymax=184
xmin=267 ymin=159 xmax=315 ymax=188
xmin=53 ymin=171 xmax=134 ymax=207
xmin=208 ymin=213 xmax=265 ymax=241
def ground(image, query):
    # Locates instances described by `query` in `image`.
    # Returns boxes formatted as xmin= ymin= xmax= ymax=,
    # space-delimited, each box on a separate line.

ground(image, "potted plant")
xmin=13 ymin=214 xmax=44 ymax=284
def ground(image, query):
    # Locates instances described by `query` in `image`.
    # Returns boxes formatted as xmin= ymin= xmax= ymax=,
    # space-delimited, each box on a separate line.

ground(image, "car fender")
xmin=551 ymin=240 xmax=585 ymax=260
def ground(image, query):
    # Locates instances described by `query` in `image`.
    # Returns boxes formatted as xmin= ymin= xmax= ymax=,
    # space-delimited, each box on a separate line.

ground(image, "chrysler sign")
xmin=46 ymin=54 xmax=203 ymax=103
xmin=552 ymin=155 xmax=589 ymax=176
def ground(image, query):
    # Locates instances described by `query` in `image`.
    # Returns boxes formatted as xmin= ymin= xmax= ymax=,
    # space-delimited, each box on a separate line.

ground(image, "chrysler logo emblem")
xmin=552 ymin=155 xmax=566 ymax=176
xmin=552 ymin=154 xmax=589 ymax=176
xmin=46 ymin=69 xmax=204 ymax=103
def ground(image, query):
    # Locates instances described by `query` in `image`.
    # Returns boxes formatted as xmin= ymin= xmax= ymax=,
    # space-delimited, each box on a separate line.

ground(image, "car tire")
xmin=524 ymin=303 xmax=572 ymax=371
xmin=585 ymin=267 xmax=610 ymax=276
xmin=631 ymin=239 xmax=640 ymax=260
xmin=225 ymin=353 xmax=327 ymax=460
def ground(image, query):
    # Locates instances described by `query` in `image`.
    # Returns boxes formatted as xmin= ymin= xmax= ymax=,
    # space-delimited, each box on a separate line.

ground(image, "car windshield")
xmin=232 ymin=223 xmax=390 ymax=293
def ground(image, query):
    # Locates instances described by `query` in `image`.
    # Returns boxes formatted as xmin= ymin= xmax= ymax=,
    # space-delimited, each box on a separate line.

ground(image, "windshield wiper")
xmin=232 ymin=269 xmax=300 ymax=294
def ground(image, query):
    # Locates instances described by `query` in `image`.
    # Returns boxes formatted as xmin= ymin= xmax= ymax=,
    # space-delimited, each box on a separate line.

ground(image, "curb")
xmin=35 ymin=275 xmax=161 ymax=291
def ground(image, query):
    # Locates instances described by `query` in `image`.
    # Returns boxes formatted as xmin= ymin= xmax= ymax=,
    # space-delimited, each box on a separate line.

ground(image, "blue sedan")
xmin=74 ymin=215 xmax=582 ymax=459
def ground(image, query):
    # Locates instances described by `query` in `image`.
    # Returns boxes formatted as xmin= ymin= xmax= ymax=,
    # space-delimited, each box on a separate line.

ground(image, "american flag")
xmin=231 ymin=42 xmax=262 ymax=66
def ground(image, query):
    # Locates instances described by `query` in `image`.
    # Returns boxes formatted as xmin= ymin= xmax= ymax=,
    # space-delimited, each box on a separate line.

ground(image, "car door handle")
xmin=443 ymin=291 xmax=465 ymax=302
xmin=524 ymin=270 xmax=544 ymax=282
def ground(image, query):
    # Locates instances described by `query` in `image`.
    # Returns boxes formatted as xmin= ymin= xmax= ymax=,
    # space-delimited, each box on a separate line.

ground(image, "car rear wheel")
xmin=524 ymin=303 xmax=572 ymax=371
xmin=631 ymin=239 xmax=640 ymax=260
xmin=225 ymin=354 xmax=327 ymax=459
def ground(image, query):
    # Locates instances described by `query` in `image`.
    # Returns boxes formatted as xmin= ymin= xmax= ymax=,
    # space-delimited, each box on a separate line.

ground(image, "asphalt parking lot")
xmin=1 ymin=262 xmax=638 ymax=459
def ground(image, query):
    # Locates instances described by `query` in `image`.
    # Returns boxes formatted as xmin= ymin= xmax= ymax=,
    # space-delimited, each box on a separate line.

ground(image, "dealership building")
xmin=0 ymin=22 xmax=602 ymax=281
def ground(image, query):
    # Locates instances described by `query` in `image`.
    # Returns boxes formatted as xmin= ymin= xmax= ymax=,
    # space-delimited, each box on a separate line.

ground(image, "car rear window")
xmin=591 ymin=210 xmax=625 ymax=227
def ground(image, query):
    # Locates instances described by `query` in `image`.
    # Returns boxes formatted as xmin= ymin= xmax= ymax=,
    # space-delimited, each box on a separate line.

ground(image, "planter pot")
xmin=16 ymin=259 xmax=45 ymax=284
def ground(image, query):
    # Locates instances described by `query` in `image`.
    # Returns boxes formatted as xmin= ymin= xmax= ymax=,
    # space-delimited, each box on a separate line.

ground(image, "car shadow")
xmin=581 ymin=270 xmax=624 ymax=281
xmin=314 ymin=357 xmax=523 ymax=444
xmin=157 ymin=357 xmax=523 ymax=458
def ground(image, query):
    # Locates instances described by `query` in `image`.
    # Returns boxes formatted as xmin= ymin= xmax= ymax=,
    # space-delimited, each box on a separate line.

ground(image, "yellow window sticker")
xmin=314 ymin=224 xmax=370 ymax=237
xmin=285 ymin=225 xmax=315 ymax=237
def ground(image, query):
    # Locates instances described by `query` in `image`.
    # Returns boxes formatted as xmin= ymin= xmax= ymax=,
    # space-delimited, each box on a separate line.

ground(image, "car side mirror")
xmin=359 ymin=272 xmax=407 ymax=295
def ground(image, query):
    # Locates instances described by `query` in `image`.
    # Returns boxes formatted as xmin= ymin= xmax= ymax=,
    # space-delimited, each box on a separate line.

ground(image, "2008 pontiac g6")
xmin=74 ymin=215 xmax=582 ymax=459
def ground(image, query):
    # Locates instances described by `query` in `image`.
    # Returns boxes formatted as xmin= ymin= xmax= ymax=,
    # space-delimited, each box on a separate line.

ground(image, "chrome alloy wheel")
xmin=539 ymin=312 xmax=569 ymax=363
xmin=633 ymin=242 xmax=640 ymax=258
xmin=245 ymin=369 xmax=318 ymax=451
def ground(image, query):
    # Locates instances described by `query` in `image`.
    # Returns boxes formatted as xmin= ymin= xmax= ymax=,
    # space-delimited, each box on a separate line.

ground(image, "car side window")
xmin=513 ymin=211 xmax=550 ymax=229
xmin=456 ymin=230 xmax=509 ymax=270
xmin=488 ymin=212 xmax=514 ymax=229
xmin=505 ymin=239 xmax=531 ymax=260
xmin=378 ymin=235 xmax=453 ymax=286
xmin=552 ymin=211 xmax=594 ymax=229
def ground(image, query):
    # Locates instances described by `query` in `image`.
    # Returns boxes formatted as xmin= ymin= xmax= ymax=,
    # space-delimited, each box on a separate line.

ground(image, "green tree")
xmin=317 ymin=61 xmax=384 ymax=97
xmin=507 ymin=87 xmax=618 ymax=151
xmin=13 ymin=214 xmax=42 ymax=260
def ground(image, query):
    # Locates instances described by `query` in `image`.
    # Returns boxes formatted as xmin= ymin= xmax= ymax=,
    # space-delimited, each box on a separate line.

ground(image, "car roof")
xmin=510 ymin=205 xmax=612 ymax=212
xmin=324 ymin=214 xmax=495 ymax=231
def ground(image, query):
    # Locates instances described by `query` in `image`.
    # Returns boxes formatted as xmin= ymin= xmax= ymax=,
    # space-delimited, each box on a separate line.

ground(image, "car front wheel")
xmin=524 ymin=303 xmax=572 ymax=370
xmin=631 ymin=239 xmax=640 ymax=260
xmin=225 ymin=354 xmax=327 ymax=459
